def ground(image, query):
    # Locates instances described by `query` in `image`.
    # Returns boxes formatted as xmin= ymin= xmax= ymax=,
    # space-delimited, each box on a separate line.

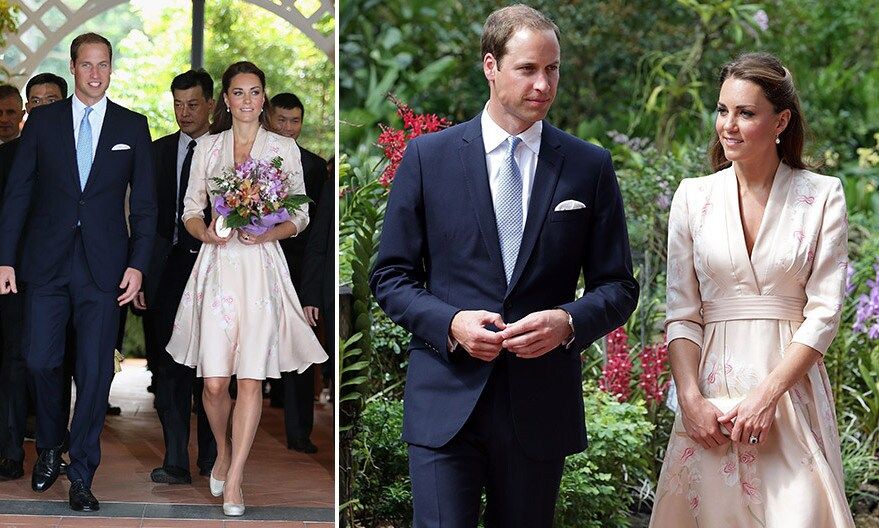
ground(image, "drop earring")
xmin=775 ymin=135 xmax=780 ymax=144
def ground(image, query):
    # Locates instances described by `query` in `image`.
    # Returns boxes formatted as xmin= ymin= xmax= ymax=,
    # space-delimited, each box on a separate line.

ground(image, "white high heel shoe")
xmin=223 ymin=488 xmax=245 ymax=516
xmin=209 ymin=471 xmax=225 ymax=497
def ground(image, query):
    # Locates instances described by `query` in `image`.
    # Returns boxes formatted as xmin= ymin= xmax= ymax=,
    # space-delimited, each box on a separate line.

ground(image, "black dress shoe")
xmin=106 ymin=404 xmax=121 ymax=416
xmin=287 ymin=438 xmax=318 ymax=454
xmin=59 ymin=459 xmax=68 ymax=476
xmin=32 ymin=446 xmax=62 ymax=492
xmin=150 ymin=466 xmax=192 ymax=484
xmin=0 ymin=458 xmax=24 ymax=481
xmin=69 ymin=479 xmax=99 ymax=511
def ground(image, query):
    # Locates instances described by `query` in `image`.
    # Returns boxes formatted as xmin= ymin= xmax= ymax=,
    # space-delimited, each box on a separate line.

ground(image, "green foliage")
xmin=555 ymin=385 xmax=655 ymax=528
xmin=0 ymin=1 xmax=18 ymax=79
xmin=350 ymin=397 xmax=411 ymax=527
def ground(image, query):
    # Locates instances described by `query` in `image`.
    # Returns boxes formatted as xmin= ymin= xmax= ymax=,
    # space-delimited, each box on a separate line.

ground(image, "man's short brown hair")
xmin=70 ymin=32 xmax=112 ymax=63
xmin=481 ymin=4 xmax=559 ymax=68
xmin=0 ymin=84 xmax=22 ymax=104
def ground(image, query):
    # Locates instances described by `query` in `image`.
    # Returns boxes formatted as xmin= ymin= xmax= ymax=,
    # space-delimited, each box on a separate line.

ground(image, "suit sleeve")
xmin=125 ymin=115 xmax=158 ymax=273
xmin=0 ymin=115 xmax=40 ymax=267
xmin=299 ymin=177 xmax=332 ymax=308
xmin=663 ymin=179 xmax=705 ymax=347
xmin=790 ymin=179 xmax=848 ymax=355
xmin=369 ymin=138 xmax=460 ymax=362
xmin=558 ymin=150 xmax=639 ymax=351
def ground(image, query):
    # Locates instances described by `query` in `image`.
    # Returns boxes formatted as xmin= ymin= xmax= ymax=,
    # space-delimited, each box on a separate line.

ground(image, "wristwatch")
xmin=561 ymin=310 xmax=575 ymax=348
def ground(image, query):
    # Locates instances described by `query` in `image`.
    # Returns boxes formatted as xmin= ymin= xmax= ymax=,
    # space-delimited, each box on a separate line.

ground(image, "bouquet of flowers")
xmin=210 ymin=156 xmax=311 ymax=236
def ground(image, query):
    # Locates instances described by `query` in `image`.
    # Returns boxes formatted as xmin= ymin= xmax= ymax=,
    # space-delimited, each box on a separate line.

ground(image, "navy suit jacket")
xmin=370 ymin=114 xmax=639 ymax=460
xmin=0 ymin=97 xmax=157 ymax=292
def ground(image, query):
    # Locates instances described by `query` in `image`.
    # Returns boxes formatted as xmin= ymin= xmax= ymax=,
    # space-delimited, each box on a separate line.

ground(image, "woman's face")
xmin=715 ymin=77 xmax=790 ymax=166
xmin=224 ymin=73 xmax=265 ymax=124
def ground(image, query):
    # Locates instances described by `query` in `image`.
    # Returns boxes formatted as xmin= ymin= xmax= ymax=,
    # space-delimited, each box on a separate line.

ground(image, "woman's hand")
xmin=202 ymin=218 xmax=233 ymax=245
xmin=680 ymin=395 xmax=729 ymax=449
xmin=718 ymin=388 xmax=778 ymax=445
xmin=237 ymin=229 xmax=270 ymax=245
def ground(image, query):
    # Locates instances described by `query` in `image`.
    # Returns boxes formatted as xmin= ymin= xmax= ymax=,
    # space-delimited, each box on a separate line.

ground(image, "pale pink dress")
xmin=166 ymin=127 xmax=328 ymax=379
xmin=650 ymin=163 xmax=855 ymax=527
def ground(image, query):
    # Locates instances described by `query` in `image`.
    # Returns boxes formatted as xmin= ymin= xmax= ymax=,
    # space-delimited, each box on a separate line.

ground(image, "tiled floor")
xmin=0 ymin=360 xmax=335 ymax=525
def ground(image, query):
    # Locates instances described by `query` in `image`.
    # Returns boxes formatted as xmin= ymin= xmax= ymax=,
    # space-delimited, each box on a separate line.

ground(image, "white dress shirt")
xmin=72 ymin=93 xmax=108 ymax=158
xmin=481 ymin=102 xmax=542 ymax=229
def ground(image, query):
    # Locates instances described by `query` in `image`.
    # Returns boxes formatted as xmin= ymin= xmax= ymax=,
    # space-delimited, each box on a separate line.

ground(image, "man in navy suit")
xmin=370 ymin=6 xmax=638 ymax=527
xmin=0 ymin=33 xmax=156 ymax=512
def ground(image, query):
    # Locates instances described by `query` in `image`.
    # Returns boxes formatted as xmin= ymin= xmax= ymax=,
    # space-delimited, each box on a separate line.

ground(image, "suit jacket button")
xmin=78 ymin=200 xmax=85 ymax=205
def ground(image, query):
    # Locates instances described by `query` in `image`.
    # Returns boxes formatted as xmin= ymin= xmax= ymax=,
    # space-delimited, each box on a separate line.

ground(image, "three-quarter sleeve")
xmin=665 ymin=179 xmax=705 ymax=348
xmin=281 ymin=139 xmax=309 ymax=236
xmin=181 ymin=136 xmax=211 ymax=222
xmin=790 ymin=179 xmax=848 ymax=354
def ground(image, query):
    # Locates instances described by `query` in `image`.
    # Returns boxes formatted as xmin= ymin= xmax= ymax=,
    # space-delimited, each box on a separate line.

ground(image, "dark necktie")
xmin=176 ymin=139 xmax=197 ymax=246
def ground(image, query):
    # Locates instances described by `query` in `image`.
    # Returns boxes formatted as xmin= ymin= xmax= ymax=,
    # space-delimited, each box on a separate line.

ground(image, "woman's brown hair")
xmin=709 ymin=52 xmax=809 ymax=172
xmin=209 ymin=61 xmax=272 ymax=134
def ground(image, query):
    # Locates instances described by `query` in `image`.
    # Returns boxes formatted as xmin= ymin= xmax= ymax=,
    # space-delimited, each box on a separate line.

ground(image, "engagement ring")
xmin=749 ymin=435 xmax=759 ymax=445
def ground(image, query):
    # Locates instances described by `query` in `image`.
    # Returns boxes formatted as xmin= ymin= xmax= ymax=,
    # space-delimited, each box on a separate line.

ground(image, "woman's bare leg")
xmin=202 ymin=376 xmax=233 ymax=480
xmin=224 ymin=378 xmax=263 ymax=504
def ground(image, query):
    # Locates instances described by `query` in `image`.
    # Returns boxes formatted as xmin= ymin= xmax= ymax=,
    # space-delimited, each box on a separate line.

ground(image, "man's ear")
xmin=483 ymin=53 xmax=497 ymax=82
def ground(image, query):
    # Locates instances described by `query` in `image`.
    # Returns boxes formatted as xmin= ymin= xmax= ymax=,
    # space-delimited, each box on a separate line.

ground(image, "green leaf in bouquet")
xmin=224 ymin=210 xmax=249 ymax=229
xmin=271 ymin=156 xmax=283 ymax=169
xmin=282 ymin=194 xmax=313 ymax=210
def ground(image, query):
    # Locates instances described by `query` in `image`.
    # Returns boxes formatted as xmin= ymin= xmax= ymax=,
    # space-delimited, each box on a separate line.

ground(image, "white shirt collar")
xmin=72 ymin=93 xmax=108 ymax=118
xmin=481 ymin=102 xmax=542 ymax=156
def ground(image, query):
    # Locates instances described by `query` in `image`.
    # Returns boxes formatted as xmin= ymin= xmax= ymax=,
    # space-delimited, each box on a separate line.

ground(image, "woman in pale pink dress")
xmin=166 ymin=61 xmax=327 ymax=516
xmin=650 ymin=53 xmax=855 ymax=527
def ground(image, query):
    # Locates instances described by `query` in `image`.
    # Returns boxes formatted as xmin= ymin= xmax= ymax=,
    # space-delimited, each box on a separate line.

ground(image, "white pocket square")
xmin=111 ymin=143 xmax=131 ymax=151
xmin=554 ymin=199 xmax=586 ymax=212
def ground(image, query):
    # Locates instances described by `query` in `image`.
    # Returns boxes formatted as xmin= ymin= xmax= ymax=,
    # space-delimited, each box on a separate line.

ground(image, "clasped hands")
xmin=449 ymin=308 xmax=571 ymax=361
xmin=680 ymin=389 xmax=778 ymax=449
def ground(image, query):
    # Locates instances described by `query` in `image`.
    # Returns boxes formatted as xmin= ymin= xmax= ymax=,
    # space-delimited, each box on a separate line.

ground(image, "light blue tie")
xmin=494 ymin=136 xmax=523 ymax=283
xmin=77 ymin=106 xmax=93 ymax=190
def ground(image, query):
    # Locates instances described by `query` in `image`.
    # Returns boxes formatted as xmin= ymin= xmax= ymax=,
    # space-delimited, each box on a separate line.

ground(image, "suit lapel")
xmin=459 ymin=116 xmax=506 ymax=283
xmin=506 ymin=122 xmax=563 ymax=296
xmin=58 ymin=99 xmax=79 ymax=194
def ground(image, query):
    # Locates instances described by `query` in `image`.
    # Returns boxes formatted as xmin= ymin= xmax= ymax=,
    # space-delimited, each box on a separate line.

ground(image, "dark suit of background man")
xmin=137 ymin=69 xmax=217 ymax=486
xmin=0 ymin=74 xmax=67 ymax=482
xmin=0 ymin=84 xmax=24 ymax=144
xmin=0 ymin=32 xmax=157 ymax=512
xmin=268 ymin=92 xmax=327 ymax=454
xmin=370 ymin=6 xmax=639 ymax=527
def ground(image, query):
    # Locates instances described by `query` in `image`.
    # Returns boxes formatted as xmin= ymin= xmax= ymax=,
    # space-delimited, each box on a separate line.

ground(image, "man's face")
xmin=0 ymin=95 xmax=24 ymax=142
xmin=173 ymin=86 xmax=214 ymax=138
xmin=269 ymin=106 xmax=303 ymax=140
xmin=69 ymin=42 xmax=112 ymax=105
xmin=484 ymin=28 xmax=559 ymax=134
xmin=25 ymin=83 xmax=64 ymax=113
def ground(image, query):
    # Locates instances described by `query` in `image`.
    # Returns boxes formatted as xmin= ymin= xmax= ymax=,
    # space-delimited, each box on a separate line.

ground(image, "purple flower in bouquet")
xmin=210 ymin=155 xmax=311 ymax=235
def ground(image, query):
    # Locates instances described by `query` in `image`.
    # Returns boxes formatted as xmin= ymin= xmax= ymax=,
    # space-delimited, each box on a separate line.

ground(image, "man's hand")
xmin=304 ymin=306 xmax=319 ymax=326
xmin=449 ymin=310 xmax=506 ymax=362
xmin=499 ymin=309 xmax=571 ymax=359
xmin=133 ymin=291 xmax=147 ymax=310
xmin=0 ymin=266 xmax=16 ymax=294
xmin=117 ymin=268 xmax=143 ymax=306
